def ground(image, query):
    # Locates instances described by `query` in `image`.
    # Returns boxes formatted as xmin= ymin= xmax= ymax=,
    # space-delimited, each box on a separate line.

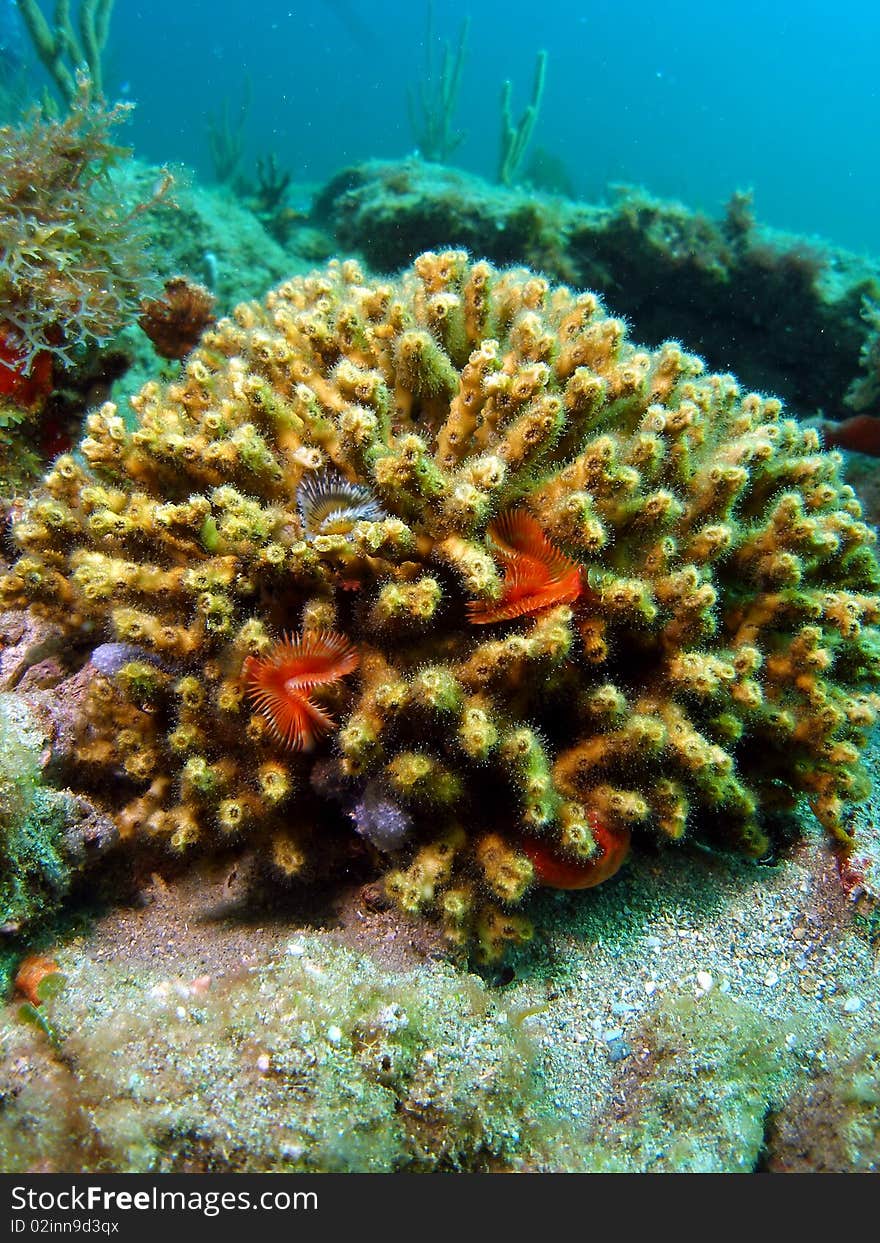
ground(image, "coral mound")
xmin=2 ymin=251 xmax=880 ymax=959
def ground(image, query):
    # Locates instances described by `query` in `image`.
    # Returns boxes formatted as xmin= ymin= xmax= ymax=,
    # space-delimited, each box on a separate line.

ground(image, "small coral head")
xmin=522 ymin=819 xmax=631 ymax=889
xmin=297 ymin=468 xmax=386 ymax=538
xmin=138 ymin=276 xmax=217 ymax=360
xmin=243 ymin=629 xmax=360 ymax=751
xmin=467 ymin=509 xmax=582 ymax=624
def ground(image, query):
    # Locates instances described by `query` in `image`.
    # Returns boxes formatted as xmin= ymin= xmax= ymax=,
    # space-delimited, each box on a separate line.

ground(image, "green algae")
xmin=765 ymin=1030 xmax=880 ymax=1171
xmin=573 ymin=989 xmax=796 ymax=1172
xmin=0 ymin=933 xmax=557 ymax=1172
xmin=0 ymin=694 xmax=72 ymax=985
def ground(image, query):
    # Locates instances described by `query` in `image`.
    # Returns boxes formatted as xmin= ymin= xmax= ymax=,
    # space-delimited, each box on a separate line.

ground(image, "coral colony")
xmin=3 ymin=251 xmax=880 ymax=960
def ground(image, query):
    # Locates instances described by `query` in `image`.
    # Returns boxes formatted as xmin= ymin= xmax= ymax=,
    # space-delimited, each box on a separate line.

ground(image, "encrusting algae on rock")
xmin=2 ymin=250 xmax=880 ymax=960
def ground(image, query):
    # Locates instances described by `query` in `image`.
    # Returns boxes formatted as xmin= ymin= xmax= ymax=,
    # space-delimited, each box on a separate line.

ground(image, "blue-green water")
xmin=2 ymin=0 xmax=877 ymax=253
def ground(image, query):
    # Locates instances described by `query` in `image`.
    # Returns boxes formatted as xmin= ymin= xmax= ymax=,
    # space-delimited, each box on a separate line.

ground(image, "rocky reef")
xmin=2 ymin=251 xmax=879 ymax=963
xmin=0 ymin=685 xmax=117 ymax=986
xmin=314 ymin=161 xmax=880 ymax=423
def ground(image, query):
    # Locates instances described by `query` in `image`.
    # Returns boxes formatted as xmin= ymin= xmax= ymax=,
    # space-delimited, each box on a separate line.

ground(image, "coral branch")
xmin=407 ymin=2 xmax=470 ymax=163
xmin=206 ymin=78 xmax=252 ymax=186
xmin=498 ymin=50 xmax=547 ymax=186
xmin=15 ymin=0 xmax=115 ymax=104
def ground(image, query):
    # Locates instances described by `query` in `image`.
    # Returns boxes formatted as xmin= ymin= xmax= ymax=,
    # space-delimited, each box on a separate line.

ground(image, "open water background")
xmin=3 ymin=0 xmax=878 ymax=252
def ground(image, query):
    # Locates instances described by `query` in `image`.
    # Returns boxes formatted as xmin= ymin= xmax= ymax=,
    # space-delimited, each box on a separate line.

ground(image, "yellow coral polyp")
xmin=475 ymin=834 xmax=535 ymax=904
xmin=270 ymin=832 xmax=305 ymax=877
xmin=458 ymin=703 xmax=499 ymax=759
xmin=257 ymin=761 xmax=292 ymax=805
xmin=3 ymin=251 xmax=880 ymax=954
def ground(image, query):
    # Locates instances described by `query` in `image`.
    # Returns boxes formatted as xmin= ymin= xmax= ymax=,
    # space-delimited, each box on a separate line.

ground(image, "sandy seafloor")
xmin=1 ymin=729 xmax=878 ymax=1173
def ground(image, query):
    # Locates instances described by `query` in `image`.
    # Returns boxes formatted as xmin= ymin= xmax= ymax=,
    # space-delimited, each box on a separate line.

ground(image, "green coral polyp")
xmin=2 ymin=250 xmax=880 ymax=957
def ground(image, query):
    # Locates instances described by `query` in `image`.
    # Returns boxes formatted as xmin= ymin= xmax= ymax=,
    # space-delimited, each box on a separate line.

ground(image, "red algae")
xmin=0 ymin=323 xmax=53 ymax=410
